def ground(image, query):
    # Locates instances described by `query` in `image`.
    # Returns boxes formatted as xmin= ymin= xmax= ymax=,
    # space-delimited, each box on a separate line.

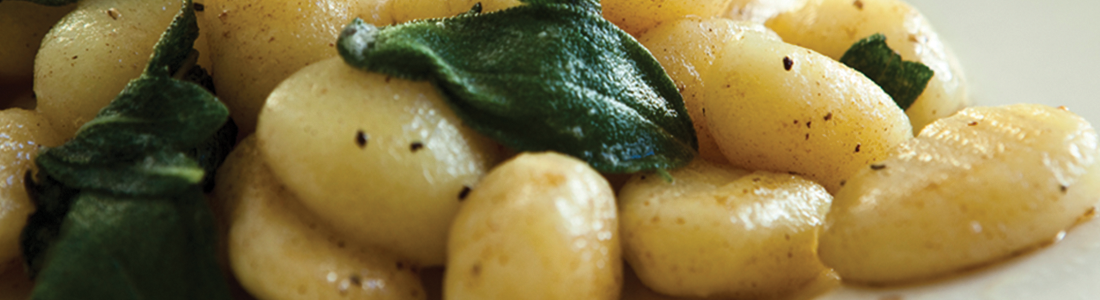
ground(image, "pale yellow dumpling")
xmin=258 ymin=57 xmax=501 ymax=266
xmin=619 ymin=159 xmax=831 ymax=299
xmin=765 ymin=0 xmax=969 ymax=133
xmin=601 ymin=0 xmax=736 ymax=36
xmin=0 ymin=1 xmax=74 ymax=84
xmin=214 ymin=137 xmax=426 ymax=300
xmin=701 ymin=31 xmax=912 ymax=193
xmin=445 ymin=152 xmax=621 ymax=300
xmin=820 ymin=104 xmax=1100 ymax=284
xmin=34 ymin=0 xmax=195 ymax=138
xmin=0 ymin=109 xmax=64 ymax=267
xmin=197 ymin=0 xmax=390 ymax=134
xmin=637 ymin=17 xmax=780 ymax=164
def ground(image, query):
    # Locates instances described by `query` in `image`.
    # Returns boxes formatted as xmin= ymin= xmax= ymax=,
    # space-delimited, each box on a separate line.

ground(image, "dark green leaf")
xmin=48 ymin=75 xmax=229 ymax=165
xmin=28 ymin=190 xmax=229 ymax=300
xmin=37 ymin=151 xmax=204 ymax=197
xmin=189 ymin=118 xmax=238 ymax=192
xmin=840 ymin=33 xmax=934 ymax=111
xmin=20 ymin=172 xmax=78 ymax=277
xmin=337 ymin=2 xmax=696 ymax=173
xmin=20 ymin=0 xmax=234 ymax=299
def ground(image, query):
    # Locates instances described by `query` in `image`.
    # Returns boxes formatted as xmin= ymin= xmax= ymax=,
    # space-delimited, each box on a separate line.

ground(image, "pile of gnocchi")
xmin=1 ymin=0 xmax=1098 ymax=299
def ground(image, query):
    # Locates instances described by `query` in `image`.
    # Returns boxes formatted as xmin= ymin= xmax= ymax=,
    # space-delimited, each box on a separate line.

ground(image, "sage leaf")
xmin=27 ymin=190 xmax=227 ymax=300
xmin=20 ymin=1 xmax=235 ymax=299
xmin=337 ymin=0 xmax=697 ymax=173
xmin=840 ymin=33 xmax=934 ymax=111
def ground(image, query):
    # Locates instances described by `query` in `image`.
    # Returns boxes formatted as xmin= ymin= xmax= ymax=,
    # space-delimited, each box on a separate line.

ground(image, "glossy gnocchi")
xmin=0 ymin=109 xmax=63 ymax=268
xmin=701 ymin=29 xmax=913 ymax=193
xmin=765 ymin=0 xmax=969 ymax=133
xmin=258 ymin=57 xmax=501 ymax=266
xmin=618 ymin=159 xmax=832 ymax=299
xmin=214 ymin=137 xmax=426 ymax=300
xmin=34 ymin=0 xmax=202 ymax=138
xmin=820 ymin=104 xmax=1100 ymax=284
xmin=445 ymin=152 xmax=621 ymax=300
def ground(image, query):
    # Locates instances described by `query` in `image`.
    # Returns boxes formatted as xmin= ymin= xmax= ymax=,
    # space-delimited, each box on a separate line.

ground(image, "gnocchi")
xmin=819 ymin=104 xmax=1100 ymax=284
xmin=197 ymin=0 xmax=388 ymax=134
xmin=34 ymin=0 xmax=199 ymax=138
xmin=258 ymin=57 xmax=501 ymax=266
xmin=637 ymin=17 xmax=780 ymax=163
xmin=765 ymin=0 xmax=969 ymax=133
xmin=445 ymin=152 xmax=621 ymax=300
xmin=0 ymin=109 xmax=63 ymax=267
xmin=618 ymin=159 xmax=832 ymax=299
xmin=4 ymin=0 xmax=1099 ymax=299
xmin=701 ymin=29 xmax=913 ymax=193
xmin=214 ymin=137 xmax=426 ymax=300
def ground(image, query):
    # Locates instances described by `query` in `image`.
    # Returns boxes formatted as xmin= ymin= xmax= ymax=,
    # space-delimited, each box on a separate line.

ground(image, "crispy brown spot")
xmin=854 ymin=0 xmax=864 ymax=10
xmin=871 ymin=164 xmax=887 ymax=170
xmin=968 ymin=121 xmax=979 ymax=126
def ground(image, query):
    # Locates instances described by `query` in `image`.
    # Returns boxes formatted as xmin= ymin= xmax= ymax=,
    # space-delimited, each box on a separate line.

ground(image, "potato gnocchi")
xmin=214 ymin=137 xmax=426 ymax=300
xmin=765 ymin=0 xmax=969 ymax=133
xmin=3 ymin=0 xmax=1100 ymax=299
xmin=445 ymin=152 xmax=621 ymax=300
xmin=819 ymin=104 xmax=1100 ymax=284
xmin=0 ymin=109 xmax=63 ymax=268
xmin=700 ymin=28 xmax=913 ymax=193
xmin=618 ymin=159 xmax=832 ymax=299
xmin=34 ymin=0 xmax=202 ymax=138
xmin=258 ymin=57 xmax=502 ymax=266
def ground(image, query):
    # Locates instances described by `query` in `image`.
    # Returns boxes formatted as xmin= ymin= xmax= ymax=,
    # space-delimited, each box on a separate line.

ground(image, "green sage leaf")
xmin=20 ymin=0 xmax=235 ymax=298
xmin=337 ymin=0 xmax=697 ymax=173
xmin=840 ymin=33 xmax=934 ymax=111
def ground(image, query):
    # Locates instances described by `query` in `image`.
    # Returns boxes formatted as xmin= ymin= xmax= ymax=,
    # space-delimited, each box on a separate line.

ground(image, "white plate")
xmin=816 ymin=0 xmax=1100 ymax=299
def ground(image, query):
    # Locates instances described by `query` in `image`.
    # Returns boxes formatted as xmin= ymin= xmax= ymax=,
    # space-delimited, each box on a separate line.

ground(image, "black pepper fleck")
xmin=458 ymin=185 xmax=472 ymax=201
xmin=839 ymin=180 xmax=847 ymax=187
xmin=806 ymin=121 xmax=812 ymax=128
xmin=870 ymin=164 xmax=887 ymax=170
xmin=194 ymin=3 xmax=205 ymax=11
xmin=783 ymin=56 xmax=794 ymax=71
xmin=824 ymin=112 xmax=833 ymax=121
xmin=1061 ymin=185 xmax=1068 ymax=193
xmin=854 ymin=144 xmax=861 ymax=153
xmin=410 ymin=142 xmax=424 ymax=152
xmin=349 ymin=274 xmax=362 ymax=286
xmin=355 ymin=130 xmax=368 ymax=148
